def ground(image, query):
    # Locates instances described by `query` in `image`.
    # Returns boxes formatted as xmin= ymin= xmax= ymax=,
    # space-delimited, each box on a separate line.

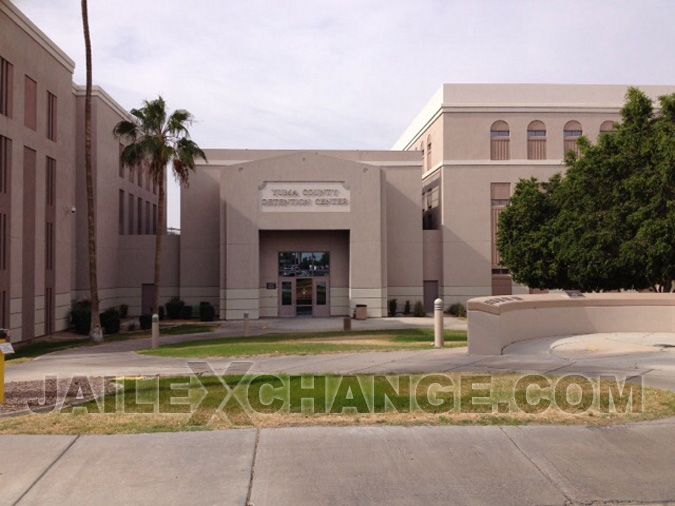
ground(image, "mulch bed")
xmin=0 ymin=377 xmax=117 ymax=415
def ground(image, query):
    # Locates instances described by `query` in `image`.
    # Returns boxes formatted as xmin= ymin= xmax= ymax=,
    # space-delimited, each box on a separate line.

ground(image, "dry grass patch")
xmin=2 ymin=372 xmax=674 ymax=434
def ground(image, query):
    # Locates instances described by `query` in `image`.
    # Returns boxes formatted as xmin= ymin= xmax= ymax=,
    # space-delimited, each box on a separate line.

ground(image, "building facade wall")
xmin=0 ymin=1 xmax=77 ymax=341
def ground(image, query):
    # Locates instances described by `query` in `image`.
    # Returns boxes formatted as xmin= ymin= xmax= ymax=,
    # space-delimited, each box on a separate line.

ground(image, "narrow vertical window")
xmin=45 ymin=157 xmax=56 ymax=206
xmin=118 ymin=144 xmax=124 ymax=178
xmin=137 ymin=167 xmax=143 ymax=187
xmin=426 ymin=135 xmax=432 ymax=171
xmin=0 ymin=212 xmax=6 ymax=271
xmin=137 ymin=196 xmax=143 ymax=234
xmin=128 ymin=193 xmax=134 ymax=235
xmin=490 ymin=121 xmax=510 ymax=160
xmin=152 ymin=204 xmax=157 ymax=233
xmin=145 ymin=201 xmax=150 ymax=234
xmin=563 ymin=120 xmax=582 ymax=155
xmin=46 ymin=91 xmax=57 ymax=141
xmin=527 ymin=120 xmax=546 ymax=160
xmin=491 ymin=183 xmax=511 ymax=295
xmin=24 ymin=76 xmax=37 ymax=130
xmin=0 ymin=57 xmax=13 ymax=118
xmin=119 ymin=190 xmax=125 ymax=235
xmin=0 ymin=135 xmax=10 ymax=195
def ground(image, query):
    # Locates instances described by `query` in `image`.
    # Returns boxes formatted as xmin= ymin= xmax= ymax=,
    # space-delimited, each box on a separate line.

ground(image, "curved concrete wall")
xmin=467 ymin=293 xmax=675 ymax=355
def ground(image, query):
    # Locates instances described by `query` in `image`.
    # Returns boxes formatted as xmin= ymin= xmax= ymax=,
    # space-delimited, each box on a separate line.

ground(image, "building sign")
xmin=260 ymin=182 xmax=350 ymax=212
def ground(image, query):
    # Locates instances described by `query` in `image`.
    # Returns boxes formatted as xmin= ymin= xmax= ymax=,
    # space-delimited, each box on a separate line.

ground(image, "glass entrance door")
xmin=296 ymin=278 xmax=313 ymax=316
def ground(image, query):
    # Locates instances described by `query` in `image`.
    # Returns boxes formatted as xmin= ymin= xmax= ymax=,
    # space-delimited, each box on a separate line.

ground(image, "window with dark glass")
xmin=46 ymin=91 xmax=57 ymax=141
xmin=0 ymin=57 xmax=13 ymax=118
xmin=279 ymin=252 xmax=330 ymax=277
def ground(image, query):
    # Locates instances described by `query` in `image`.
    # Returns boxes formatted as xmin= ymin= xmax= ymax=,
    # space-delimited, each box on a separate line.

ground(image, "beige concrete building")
xmin=0 ymin=1 xmax=161 ymax=341
xmin=2 ymin=0 xmax=674 ymax=340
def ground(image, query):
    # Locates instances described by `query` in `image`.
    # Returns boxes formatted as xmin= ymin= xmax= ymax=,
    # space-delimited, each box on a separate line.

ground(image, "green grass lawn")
xmin=6 ymin=324 xmax=217 ymax=364
xmin=1 ymin=373 xmax=671 ymax=434
xmin=140 ymin=329 xmax=468 ymax=359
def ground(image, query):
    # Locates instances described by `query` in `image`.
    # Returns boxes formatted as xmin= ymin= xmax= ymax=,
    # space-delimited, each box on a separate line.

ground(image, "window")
xmin=152 ymin=204 xmax=157 ymax=233
xmin=24 ymin=76 xmax=37 ymax=130
xmin=45 ymin=157 xmax=56 ymax=207
xmin=46 ymin=91 xmax=57 ymax=141
xmin=153 ymin=179 xmax=157 ymax=195
xmin=527 ymin=120 xmax=546 ymax=160
xmin=145 ymin=171 xmax=151 ymax=191
xmin=119 ymin=190 xmax=125 ymax=234
xmin=600 ymin=120 xmax=616 ymax=134
xmin=128 ymin=193 xmax=134 ymax=234
xmin=422 ymin=180 xmax=441 ymax=230
xmin=0 ymin=57 xmax=13 ymax=118
xmin=490 ymin=121 xmax=510 ymax=160
xmin=145 ymin=201 xmax=150 ymax=234
xmin=0 ymin=135 xmax=10 ymax=195
xmin=45 ymin=221 xmax=54 ymax=271
xmin=426 ymin=135 xmax=432 ymax=171
xmin=279 ymin=252 xmax=330 ymax=277
xmin=0 ymin=212 xmax=7 ymax=271
xmin=563 ymin=120 xmax=582 ymax=155
xmin=137 ymin=196 xmax=143 ymax=234
xmin=491 ymin=183 xmax=510 ymax=268
xmin=137 ymin=167 xmax=143 ymax=187
xmin=119 ymin=144 xmax=125 ymax=178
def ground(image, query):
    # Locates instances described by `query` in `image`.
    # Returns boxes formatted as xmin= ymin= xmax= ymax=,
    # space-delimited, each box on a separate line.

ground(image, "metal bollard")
xmin=151 ymin=314 xmax=159 ymax=349
xmin=343 ymin=317 xmax=352 ymax=332
xmin=434 ymin=298 xmax=444 ymax=348
xmin=244 ymin=312 xmax=250 ymax=337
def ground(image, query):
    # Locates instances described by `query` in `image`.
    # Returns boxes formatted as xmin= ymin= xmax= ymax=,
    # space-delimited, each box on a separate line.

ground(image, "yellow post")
xmin=0 ymin=339 xmax=5 ymax=405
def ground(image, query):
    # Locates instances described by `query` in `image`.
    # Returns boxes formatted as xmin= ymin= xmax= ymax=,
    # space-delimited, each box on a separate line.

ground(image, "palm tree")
xmin=81 ymin=0 xmax=103 ymax=342
xmin=113 ymin=98 xmax=206 ymax=320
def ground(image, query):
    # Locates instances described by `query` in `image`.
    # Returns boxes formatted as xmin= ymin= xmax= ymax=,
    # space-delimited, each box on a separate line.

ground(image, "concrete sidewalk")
xmin=6 ymin=318 xmax=675 ymax=393
xmin=3 ymin=421 xmax=675 ymax=506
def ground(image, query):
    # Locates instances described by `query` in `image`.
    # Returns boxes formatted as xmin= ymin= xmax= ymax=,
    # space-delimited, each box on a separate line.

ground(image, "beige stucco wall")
xmin=0 ymin=2 xmax=76 ymax=341
xmin=467 ymin=293 xmax=675 ymax=355
xmin=182 ymin=149 xmax=422 ymax=320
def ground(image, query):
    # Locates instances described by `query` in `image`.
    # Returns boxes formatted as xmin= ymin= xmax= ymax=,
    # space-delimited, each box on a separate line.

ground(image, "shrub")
xmin=199 ymin=301 xmax=215 ymax=322
xmin=446 ymin=303 xmax=467 ymax=318
xmin=127 ymin=322 xmax=137 ymax=332
xmin=166 ymin=297 xmax=184 ymax=319
xmin=404 ymin=300 xmax=411 ymax=316
xmin=139 ymin=314 xmax=152 ymax=330
xmin=71 ymin=300 xmax=92 ymax=335
xmin=180 ymin=305 xmax=193 ymax=320
xmin=413 ymin=300 xmax=426 ymax=317
xmin=387 ymin=299 xmax=398 ymax=317
xmin=100 ymin=307 xmax=121 ymax=335
xmin=119 ymin=304 xmax=129 ymax=319
xmin=158 ymin=305 xmax=165 ymax=321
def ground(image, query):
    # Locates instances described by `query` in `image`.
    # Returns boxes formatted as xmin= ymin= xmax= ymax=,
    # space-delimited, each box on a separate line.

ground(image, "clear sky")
xmin=13 ymin=0 xmax=675 ymax=227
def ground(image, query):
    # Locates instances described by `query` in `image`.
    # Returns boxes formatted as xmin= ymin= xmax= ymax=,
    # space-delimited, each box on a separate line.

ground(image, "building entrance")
xmin=278 ymin=252 xmax=330 ymax=317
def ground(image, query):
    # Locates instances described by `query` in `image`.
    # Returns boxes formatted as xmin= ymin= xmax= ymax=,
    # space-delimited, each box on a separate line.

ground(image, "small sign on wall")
xmin=259 ymin=182 xmax=351 ymax=213
xmin=266 ymin=282 xmax=277 ymax=290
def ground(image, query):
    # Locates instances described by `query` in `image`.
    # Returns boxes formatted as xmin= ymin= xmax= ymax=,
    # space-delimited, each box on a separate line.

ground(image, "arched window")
xmin=426 ymin=135 xmax=432 ymax=171
xmin=527 ymin=120 xmax=546 ymax=160
xmin=490 ymin=120 xmax=510 ymax=160
xmin=563 ymin=120 xmax=582 ymax=155
xmin=600 ymin=120 xmax=616 ymax=133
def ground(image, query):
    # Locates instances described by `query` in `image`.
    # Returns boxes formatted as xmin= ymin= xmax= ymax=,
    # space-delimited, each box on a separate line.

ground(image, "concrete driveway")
xmin=3 ymin=421 xmax=675 ymax=506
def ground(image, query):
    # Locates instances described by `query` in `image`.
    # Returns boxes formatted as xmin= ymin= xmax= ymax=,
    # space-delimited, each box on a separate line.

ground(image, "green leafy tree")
xmin=498 ymin=88 xmax=675 ymax=292
xmin=114 ymin=98 xmax=206 ymax=316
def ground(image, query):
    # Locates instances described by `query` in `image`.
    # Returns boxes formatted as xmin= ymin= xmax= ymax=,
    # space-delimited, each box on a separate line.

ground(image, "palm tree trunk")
xmin=153 ymin=167 xmax=166 ymax=317
xmin=81 ymin=0 xmax=102 ymax=342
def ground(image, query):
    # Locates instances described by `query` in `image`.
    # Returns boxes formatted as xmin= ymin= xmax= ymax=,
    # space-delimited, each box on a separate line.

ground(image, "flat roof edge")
xmin=1 ymin=0 xmax=76 ymax=73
